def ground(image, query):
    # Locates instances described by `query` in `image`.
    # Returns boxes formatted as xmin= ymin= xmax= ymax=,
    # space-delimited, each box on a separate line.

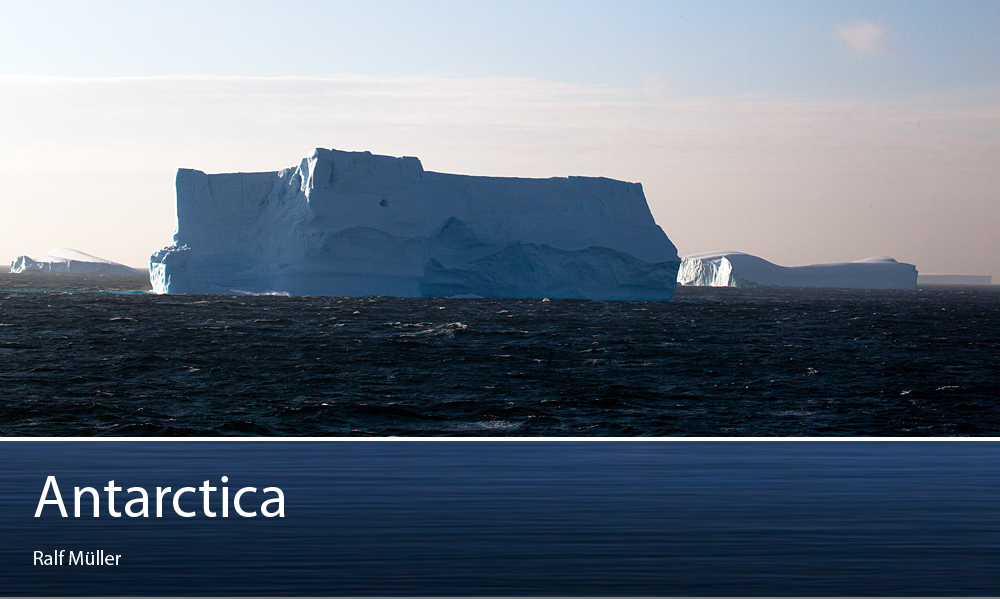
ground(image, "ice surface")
xmin=10 ymin=248 xmax=144 ymax=275
xmin=150 ymin=148 xmax=680 ymax=300
xmin=677 ymin=252 xmax=918 ymax=290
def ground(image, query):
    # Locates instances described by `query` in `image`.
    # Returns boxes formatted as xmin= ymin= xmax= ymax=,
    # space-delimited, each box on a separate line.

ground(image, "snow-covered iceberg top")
xmin=149 ymin=148 xmax=680 ymax=300
xmin=11 ymin=248 xmax=144 ymax=275
xmin=677 ymin=251 xmax=918 ymax=290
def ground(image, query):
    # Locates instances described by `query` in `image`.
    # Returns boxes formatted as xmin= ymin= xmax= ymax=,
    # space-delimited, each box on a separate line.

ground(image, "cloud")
xmin=834 ymin=21 xmax=888 ymax=57
xmin=641 ymin=73 xmax=675 ymax=102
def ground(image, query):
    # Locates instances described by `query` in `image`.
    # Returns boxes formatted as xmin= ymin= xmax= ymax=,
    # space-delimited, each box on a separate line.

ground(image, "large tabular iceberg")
xmin=150 ymin=148 xmax=680 ymax=300
xmin=677 ymin=252 xmax=918 ymax=290
xmin=11 ymin=248 xmax=144 ymax=275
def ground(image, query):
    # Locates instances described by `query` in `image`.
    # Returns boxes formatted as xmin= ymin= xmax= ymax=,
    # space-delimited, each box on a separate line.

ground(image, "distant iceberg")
xmin=150 ymin=148 xmax=680 ymax=300
xmin=677 ymin=252 xmax=918 ymax=290
xmin=10 ymin=248 xmax=144 ymax=275
xmin=917 ymin=274 xmax=992 ymax=286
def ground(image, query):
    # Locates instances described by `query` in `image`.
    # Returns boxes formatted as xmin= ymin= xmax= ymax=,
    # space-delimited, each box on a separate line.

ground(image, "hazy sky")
xmin=1 ymin=0 xmax=998 ymax=277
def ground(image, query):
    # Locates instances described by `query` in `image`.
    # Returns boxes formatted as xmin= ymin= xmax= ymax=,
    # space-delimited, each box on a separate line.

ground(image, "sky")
xmin=0 ymin=0 xmax=998 ymax=278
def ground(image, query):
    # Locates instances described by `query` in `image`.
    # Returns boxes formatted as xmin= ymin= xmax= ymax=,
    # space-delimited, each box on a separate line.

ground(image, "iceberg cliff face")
xmin=11 ymin=248 xmax=144 ymax=275
xmin=677 ymin=252 xmax=918 ymax=290
xmin=150 ymin=148 xmax=680 ymax=300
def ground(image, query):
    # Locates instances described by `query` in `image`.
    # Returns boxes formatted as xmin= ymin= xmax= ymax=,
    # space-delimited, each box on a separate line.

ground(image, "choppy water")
xmin=1 ymin=273 xmax=998 ymax=435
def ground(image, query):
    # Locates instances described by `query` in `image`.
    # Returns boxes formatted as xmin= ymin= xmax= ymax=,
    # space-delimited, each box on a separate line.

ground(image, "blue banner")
xmin=2 ymin=440 xmax=999 ymax=596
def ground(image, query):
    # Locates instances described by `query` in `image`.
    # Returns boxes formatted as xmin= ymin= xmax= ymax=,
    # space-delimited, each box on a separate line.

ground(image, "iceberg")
xmin=10 ymin=248 xmax=144 ymax=275
xmin=917 ymin=274 xmax=992 ymax=286
xmin=677 ymin=252 xmax=918 ymax=290
xmin=150 ymin=148 xmax=680 ymax=300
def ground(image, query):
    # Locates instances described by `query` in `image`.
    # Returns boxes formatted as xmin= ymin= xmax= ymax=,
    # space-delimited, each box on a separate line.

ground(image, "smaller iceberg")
xmin=677 ymin=252 xmax=917 ymax=290
xmin=10 ymin=248 xmax=144 ymax=275
xmin=917 ymin=274 xmax=992 ymax=286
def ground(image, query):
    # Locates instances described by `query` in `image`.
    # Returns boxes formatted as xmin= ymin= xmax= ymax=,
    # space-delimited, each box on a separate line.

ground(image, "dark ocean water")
xmin=1 ymin=273 xmax=998 ymax=435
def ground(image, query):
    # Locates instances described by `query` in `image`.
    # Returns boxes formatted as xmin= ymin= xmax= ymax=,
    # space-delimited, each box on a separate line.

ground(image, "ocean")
xmin=1 ymin=273 xmax=997 ymax=436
